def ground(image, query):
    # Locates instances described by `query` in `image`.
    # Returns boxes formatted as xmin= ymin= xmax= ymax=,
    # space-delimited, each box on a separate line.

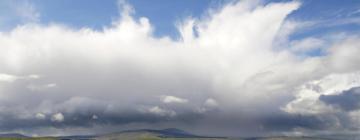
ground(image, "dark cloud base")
xmin=320 ymin=87 xmax=360 ymax=111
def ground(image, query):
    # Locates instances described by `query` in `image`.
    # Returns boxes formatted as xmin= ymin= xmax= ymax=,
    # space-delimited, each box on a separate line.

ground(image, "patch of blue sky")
xmin=283 ymin=0 xmax=360 ymax=56
xmin=32 ymin=0 xmax=119 ymax=30
xmin=26 ymin=0 xmax=227 ymax=39
xmin=286 ymin=0 xmax=360 ymax=38
xmin=0 ymin=0 xmax=39 ymax=30
xmin=0 ymin=0 xmax=359 ymax=54
xmin=290 ymin=21 xmax=360 ymax=40
xmin=127 ymin=0 xmax=227 ymax=39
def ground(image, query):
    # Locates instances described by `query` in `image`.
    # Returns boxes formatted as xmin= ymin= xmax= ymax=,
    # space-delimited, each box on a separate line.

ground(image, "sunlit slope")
xmin=96 ymin=128 xmax=227 ymax=140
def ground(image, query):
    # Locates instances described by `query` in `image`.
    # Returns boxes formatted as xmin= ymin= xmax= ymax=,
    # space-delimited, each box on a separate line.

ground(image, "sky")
xmin=0 ymin=0 xmax=360 ymax=137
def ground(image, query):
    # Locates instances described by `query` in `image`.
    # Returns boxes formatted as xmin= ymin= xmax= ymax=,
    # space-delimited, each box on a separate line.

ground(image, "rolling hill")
xmin=0 ymin=129 xmax=358 ymax=140
xmin=96 ymin=128 xmax=226 ymax=140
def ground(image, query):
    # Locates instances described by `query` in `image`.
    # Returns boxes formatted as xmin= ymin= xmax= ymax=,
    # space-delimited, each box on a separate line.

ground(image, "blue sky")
xmin=1 ymin=0 xmax=226 ymax=38
xmin=1 ymin=0 xmax=359 ymax=40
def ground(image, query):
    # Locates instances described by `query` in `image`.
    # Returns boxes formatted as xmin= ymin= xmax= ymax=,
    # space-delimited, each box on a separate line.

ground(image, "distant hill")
xmin=96 ymin=128 xmax=226 ymax=140
xmin=120 ymin=128 xmax=201 ymax=138
xmin=242 ymin=136 xmax=331 ymax=140
xmin=0 ymin=133 xmax=29 ymax=138
xmin=56 ymin=135 xmax=96 ymax=140
xmin=0 ymin=130 xmax=358 ymax=140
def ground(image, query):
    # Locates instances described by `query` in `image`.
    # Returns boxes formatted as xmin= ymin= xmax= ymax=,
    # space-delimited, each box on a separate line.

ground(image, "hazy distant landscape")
xmin=1 ymin=128 xmax=359 ymax=140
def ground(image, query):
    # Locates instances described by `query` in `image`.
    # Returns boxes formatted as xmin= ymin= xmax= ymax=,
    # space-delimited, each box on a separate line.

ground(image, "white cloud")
xmin=28 ymin=74 xmax=41 ymax=79
xmin=148 ymin=106 xmax=176 ymax=117
xmin=283 ymin=71 xmax=360 ymax=115
xmin=27 ymin=83 xmax=57 ymax=91
xmin=35 ymin=113 xmax=46 ymax=120
xmin=290 ymin=37 xmax=325 ymax=53
xmin=204 ymin=98 xmax=218 ymax=107
xmin=15 ymin=0 xmax=40 ymax=23
xmin=0 ymin=73 xmax=19 ymax=82
xmin=161 ymin=95 xmax=188 ymax=104
xmin=51 ymin=113 xmax=64 ymax=122
xmin=0 ymin=0 xmax=40 ymax=30
xmin=0 ymin=73 xmax=40 ymax=82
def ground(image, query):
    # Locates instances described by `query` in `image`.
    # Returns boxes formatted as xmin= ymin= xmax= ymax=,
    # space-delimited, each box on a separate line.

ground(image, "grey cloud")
xmin=320 ymin=87 xmax=360 ymax=111
xmin=0 ymin=103 xmax=206 ymax=131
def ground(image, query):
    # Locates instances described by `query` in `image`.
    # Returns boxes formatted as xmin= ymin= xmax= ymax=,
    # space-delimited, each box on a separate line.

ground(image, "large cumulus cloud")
xmin=0 ymin=0 xmax=360 ymax=137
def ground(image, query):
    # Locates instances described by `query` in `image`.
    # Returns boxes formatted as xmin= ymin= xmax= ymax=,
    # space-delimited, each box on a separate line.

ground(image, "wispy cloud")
xmin=0 ymin=0 xmax=39 ymax=30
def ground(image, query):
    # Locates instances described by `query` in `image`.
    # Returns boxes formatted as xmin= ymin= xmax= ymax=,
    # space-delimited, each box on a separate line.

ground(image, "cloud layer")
xmin=0 ymin=0 xmax=360 ymax=137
